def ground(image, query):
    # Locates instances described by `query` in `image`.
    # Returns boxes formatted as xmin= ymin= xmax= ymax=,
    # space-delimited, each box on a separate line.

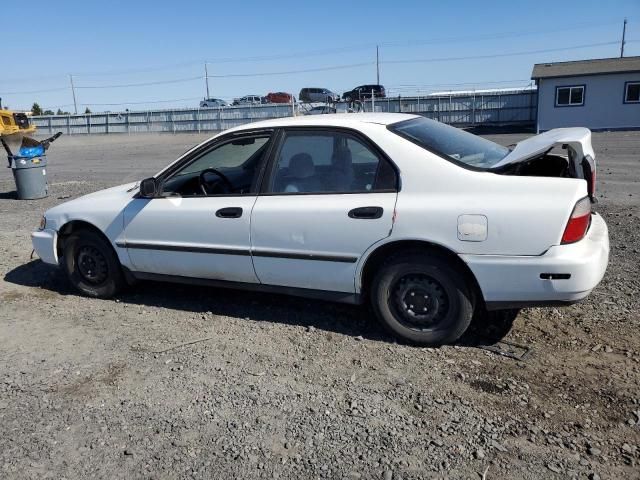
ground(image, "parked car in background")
xmin=199 ymin=98 xmax=228 ymax=108
xmin=305 ymin=105 xmax=337 ymax=115
xmin=299 ymin=88 xmax=339 ymax=103
xmin=32 ymin=113 xmax=608 ymax=346
xmin=232 ymin=95 xmax=262 ymax=106
xmin=266 ymin=92 xmax=295 ymax=104
xmin=342 ymin=84 xmax=386 ymax=102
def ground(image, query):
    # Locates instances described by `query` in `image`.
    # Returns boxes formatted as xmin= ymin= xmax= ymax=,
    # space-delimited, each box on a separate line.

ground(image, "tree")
xmin=43 ymin=110 xmax=54 ymax=115
xmin=31 ymin=103 xmax=42 ymax=116
xmin=84 ymin=107 xmax=92 ymax=114
xmin=56 ymin=109 xmax=70 ymax=115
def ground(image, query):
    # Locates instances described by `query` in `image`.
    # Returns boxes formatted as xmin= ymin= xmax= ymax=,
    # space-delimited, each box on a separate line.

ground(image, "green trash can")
xmin=10 ymin=155 xmax=48 ymax=200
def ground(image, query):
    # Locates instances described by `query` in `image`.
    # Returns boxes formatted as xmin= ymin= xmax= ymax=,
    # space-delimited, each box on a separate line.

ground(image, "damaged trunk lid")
xmin=491 ymin=127 xmax=597 ymax=201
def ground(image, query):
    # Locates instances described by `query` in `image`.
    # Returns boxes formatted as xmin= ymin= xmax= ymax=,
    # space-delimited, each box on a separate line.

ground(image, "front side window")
xmin=556 ymin=85 xmax=584 ymax=106
xmin=162 ymin=135 xmax=270 ymax=196
xmin=624 ymin=82 xmax=640 ymax=103
xmin=388 ymin=117 xmax=510 ymax=169
xmin=268 ymin=131 xmax=396 ymax=194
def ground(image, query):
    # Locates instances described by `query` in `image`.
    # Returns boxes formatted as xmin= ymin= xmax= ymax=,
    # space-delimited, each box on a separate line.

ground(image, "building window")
xmin=555 ymin=85 xmax=584 ymax=107
xmin=624 ymin=82 xmax=640 ymax=104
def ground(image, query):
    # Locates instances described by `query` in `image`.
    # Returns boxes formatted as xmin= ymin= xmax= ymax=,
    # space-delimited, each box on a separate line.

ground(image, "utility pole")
xmin=204 ymin=62 xmax=211 ymax=99
xmin=376 ymin=45 xmax=380 ymax=84
xmin=620 ymin=18 xmax=627 ymax=58
xmin=69 ymin=74 xmax=78 ymax=114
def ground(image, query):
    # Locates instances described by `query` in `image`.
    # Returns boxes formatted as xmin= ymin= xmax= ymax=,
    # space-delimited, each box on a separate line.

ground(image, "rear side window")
xmin=389 ymin=117 xmax=510 ymax=169
xmin=267 ymin=131 xmax=397 ymax=194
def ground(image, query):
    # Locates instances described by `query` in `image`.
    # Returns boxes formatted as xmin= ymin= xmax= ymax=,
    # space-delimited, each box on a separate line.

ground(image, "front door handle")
xmin=348 ymin=206 xmax=383 ymax=219
xmin=216 ymin=207 xmax=243 ymax=218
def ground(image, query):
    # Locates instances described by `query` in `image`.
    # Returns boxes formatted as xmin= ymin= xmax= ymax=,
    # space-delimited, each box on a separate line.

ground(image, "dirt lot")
xmin=1 ymin=130 xmax=639 ymax=480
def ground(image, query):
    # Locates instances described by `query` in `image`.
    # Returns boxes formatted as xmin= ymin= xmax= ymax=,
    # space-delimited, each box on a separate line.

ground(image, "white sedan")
xmin=32 ymin=113 xmax=609 ymax=345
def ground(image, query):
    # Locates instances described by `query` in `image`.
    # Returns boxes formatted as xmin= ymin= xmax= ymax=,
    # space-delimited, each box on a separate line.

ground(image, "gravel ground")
xmin=0 ymin=130 xmax=638 ymax=480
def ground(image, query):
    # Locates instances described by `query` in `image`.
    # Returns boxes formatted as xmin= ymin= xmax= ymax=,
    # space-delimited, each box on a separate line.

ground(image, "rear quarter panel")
xmin=363 ymin=125 xmax=587 ymax=256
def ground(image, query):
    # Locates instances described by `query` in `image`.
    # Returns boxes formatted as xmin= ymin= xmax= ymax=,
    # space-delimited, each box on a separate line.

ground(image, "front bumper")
xmin=31 ymin=228 xmax=58 ymax=265
xmin=461 ymin=213 xmax=609 ymax=309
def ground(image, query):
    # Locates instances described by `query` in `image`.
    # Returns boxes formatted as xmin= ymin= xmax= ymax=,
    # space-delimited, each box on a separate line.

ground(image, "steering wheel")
xmin=199 ymin=168 xmax=234 ymax=195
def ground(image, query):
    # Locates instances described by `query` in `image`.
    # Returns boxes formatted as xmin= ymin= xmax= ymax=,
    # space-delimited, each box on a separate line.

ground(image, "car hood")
xmin=491 ymin=127 xmax=594 ymax=169
xmin=45 ymin=181 xmax=138 ymax=222
xmin=70 ymin=181 xmax=138 ymax=203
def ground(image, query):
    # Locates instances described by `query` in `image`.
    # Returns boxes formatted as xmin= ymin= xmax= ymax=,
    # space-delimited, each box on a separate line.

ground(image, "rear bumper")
xmin=461 ymin=213 xmax=609 ymax=308
xmin=31 ymin=228 xmax=58 ymax=265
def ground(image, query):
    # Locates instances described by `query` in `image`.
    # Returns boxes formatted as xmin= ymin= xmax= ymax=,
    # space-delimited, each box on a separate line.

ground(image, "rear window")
xmin=388 ymin=117 xmax=510 ymax=169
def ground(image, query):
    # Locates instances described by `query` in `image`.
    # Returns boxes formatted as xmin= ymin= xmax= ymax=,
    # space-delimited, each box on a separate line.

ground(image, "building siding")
xmin=537 ymin=72 xmax=640 ymax=132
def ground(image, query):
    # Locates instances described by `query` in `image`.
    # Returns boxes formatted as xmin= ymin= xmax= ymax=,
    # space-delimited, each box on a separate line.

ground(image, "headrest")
xmin=289 ymin=153 xmax=315 ymax=178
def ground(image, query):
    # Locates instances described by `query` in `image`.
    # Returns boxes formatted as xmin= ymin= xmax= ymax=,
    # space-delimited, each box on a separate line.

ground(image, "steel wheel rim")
xmin=76 ymin=245 xmax=109 ymax=285
xmin=391 ymin=274 xmax=449 ymax=330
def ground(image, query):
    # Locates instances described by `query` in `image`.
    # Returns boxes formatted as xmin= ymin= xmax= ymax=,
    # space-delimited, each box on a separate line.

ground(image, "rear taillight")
xmin=561 ymin=197 xmax=591 ymax=244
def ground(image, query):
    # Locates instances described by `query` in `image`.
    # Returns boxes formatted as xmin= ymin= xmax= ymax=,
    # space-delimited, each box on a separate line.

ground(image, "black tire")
xmin=62 ymin=229 xmax=125 ymax=298
xmin=370 ymin=252 xmax=474 ymax=346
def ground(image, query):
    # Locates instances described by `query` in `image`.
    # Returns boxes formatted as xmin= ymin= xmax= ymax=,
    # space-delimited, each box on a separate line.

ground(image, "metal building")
xmin=532 ymin=56 xmax=640 ymax=132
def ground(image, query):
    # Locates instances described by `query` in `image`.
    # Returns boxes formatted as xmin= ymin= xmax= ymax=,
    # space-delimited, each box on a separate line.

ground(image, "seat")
xmin=282 ymin=153 xmax=323 ymax=193
xmin=329 ymin=145 xmax=353 ymax=192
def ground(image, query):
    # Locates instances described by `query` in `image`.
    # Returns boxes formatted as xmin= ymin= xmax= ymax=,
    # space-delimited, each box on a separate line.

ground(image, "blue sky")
xmin=1 ymin=0 xmax=638 ymax=112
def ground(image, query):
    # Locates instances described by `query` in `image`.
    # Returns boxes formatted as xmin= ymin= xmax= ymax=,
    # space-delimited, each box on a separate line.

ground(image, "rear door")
xmin=250 ymin=128 xmax=398 ymax=293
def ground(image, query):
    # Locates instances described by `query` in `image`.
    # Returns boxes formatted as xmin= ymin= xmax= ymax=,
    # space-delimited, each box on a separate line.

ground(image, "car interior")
xmin=161 ymin=137 xmax=270 ymax=196
xmin=158 ymin=132 xmax=396 ymax=197
xmin=271 ymin=134 xmax=384 ymax=193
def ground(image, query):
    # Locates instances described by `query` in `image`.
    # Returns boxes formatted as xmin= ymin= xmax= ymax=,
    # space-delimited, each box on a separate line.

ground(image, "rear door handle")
xmin=348 ymin=206 xmax=383 ymax=219
xmin=216 ymin=207 xmax=243 ymax=218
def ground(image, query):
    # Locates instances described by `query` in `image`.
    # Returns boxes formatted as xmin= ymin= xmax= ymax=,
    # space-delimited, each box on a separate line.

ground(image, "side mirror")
xmin=139 ymin=177 xmax=158 ymax=198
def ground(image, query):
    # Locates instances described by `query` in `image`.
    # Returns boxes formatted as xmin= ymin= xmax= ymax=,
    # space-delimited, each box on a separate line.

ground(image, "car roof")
xmin=225 ymin=113 xmax=418 ymax=133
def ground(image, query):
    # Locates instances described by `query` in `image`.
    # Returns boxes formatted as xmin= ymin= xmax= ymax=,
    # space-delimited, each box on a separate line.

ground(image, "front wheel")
xmin=370 ymin=253 xmax=474 ymax=346
xmin=62 ymin=229 xmax=125 ymax=298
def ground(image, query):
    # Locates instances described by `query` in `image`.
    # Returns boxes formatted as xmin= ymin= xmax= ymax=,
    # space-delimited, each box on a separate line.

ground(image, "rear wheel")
xmin=62 ymin=229 xmax=125 ymax=298
xmin=370 ymin=252 xmax=474 ymax=345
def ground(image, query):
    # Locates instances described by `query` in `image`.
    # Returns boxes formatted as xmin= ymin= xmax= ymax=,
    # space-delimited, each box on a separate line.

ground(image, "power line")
xmin=81 ymin=97 xmax=202 ymax=106
xmin=207 ymin=62 xmax=373 ymax=78
xmin=383 ymin=41 xmax=627 ymax=64
xmin=69 ymin=63 xmax=373 ymax=90
xmin=388 ymin=79 xmax=532 ymax=88
xmin=73 ymin=61 xmax=205 ymax=77
xmin=377 ymin=19 xmax=624 ymax=48
xmin=75 ymin=76 xmax=203 ymax=89
xmin=3 ymin=86 xmax=69 ymax=95
xmin=202 ymin=19 xmax=624 ymax=63
xmin=9 ymin=40 xmax=632 ymax=94
xmin=0 ymin=18 xmax=627 ymax=83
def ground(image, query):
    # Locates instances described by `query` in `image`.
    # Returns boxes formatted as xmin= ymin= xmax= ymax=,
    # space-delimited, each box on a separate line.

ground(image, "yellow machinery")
xmin=0 ymin=109 xmax=36 ymax=139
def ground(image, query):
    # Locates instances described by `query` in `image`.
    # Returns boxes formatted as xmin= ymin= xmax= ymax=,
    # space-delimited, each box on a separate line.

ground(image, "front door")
xmin=251 ymin=128 xmax=398 ymax=293
xmin=122 ymin=132 xmax=273 ymax=283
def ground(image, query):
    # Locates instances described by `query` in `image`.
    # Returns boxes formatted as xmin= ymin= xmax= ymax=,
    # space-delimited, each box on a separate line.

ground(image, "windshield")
xmin=389 ymin=117 xmax=510 ymax=169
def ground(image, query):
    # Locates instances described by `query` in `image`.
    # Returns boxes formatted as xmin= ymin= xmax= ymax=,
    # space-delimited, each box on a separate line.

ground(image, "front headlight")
xmin=39 ymin=216 xmax=46 ymax=230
